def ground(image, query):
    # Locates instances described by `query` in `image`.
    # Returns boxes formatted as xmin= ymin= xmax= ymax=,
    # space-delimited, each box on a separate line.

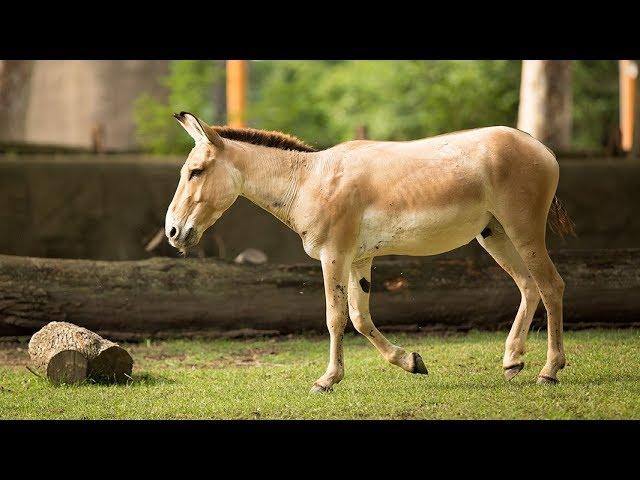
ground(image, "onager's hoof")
xmin=411 ymin=352 xmax=429 ymax=375
xmin=536 ymin=375 xmax=559 ymax=385
xmin=310 ymin=383 xmax=333 ymax=394
xmin=503 ymin=362 xmax=524 ymax=381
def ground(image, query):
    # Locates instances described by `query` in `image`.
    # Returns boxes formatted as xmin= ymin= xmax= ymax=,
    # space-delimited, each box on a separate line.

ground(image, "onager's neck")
xmin=228 ymin=141 xmax=315 ymax=232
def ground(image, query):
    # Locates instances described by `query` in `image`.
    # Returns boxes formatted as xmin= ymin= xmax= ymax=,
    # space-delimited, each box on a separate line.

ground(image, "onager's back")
xmin=165 ymin=114 xmax=575 ymax=394
xmin=299 ymin=127 xmax=560 ymax=260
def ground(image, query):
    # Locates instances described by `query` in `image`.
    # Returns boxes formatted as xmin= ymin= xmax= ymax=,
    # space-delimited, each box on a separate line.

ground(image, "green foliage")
xmin=247 ymin=61 xmax=337 ymax=148
xmin=249 ymin=60 xmax=521 ymax=149
xmin=133 ymin=60 xmax=224 ymax=154
xmin=134 ymin=60 xmax=620 ymax=153
xmin=2 ymin=330 xmax=640 ymax=419
xmin=573 ymin=60 xmax=619 ymax=150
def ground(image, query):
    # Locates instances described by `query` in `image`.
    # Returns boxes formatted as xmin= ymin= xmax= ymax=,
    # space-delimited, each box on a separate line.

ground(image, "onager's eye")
xmin=189 ymin=168 xmax=204 ymax=181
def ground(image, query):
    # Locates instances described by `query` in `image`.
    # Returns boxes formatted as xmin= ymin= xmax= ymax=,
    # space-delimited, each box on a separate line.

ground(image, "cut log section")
xmin=28 ymin=321 xmax=133 ymax=384
xmin=2 ymin=249 xmax=640 ymax=340
xmin=45 ymin=350 xmax=88 ymax=385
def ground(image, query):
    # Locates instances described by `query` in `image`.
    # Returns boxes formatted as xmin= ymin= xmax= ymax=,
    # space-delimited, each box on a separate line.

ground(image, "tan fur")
xmin=167 ymin=114 xmax=572 ymax=391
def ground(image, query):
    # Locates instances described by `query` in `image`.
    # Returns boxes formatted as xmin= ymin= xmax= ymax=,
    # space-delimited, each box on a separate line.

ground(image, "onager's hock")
xmin=166 ymin=112 xmax=575 ymax=392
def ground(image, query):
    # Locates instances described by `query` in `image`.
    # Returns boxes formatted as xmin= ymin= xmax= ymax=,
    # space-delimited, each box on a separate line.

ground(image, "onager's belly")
xmin=355 ymin=202 xmax=492 ymax=260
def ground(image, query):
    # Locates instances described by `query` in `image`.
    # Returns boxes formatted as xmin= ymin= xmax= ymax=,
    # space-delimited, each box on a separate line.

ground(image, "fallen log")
xmin=1 ymin=249 xmax=639 ymax=340
xmin=28 ymin=321 xmax=133 ymax=384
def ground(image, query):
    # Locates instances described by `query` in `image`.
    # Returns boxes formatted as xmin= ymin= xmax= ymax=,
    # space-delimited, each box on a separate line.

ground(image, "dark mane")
xmin=213 ymin=126 xmax=317 ymax=152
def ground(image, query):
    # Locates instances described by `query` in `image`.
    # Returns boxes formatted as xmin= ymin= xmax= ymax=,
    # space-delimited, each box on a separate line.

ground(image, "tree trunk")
xmin=1 ymin=250 xmax=639 ymax=340
xmin=517 ymin=60 xmax=573 ymax=151
xmin=28 ymin=321 xmax=133 ymax=384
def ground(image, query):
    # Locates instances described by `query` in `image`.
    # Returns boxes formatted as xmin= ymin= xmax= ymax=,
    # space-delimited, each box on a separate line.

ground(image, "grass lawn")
xmin=1 ymin=329 xmax=639 ymax=419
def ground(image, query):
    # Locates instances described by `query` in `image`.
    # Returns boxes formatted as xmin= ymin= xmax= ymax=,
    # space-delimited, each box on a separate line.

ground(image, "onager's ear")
xmin=173 ymin=111 xmax=225 ymax=150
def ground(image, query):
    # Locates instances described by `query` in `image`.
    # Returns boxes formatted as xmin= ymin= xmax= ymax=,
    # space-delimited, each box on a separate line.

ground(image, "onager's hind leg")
xmin=497 ymin=216 xmax=566 ymax=384
xmin=489 ymin=148 xmax=566 ymax=384
xmin=347 ymin=258 xmax=428 ymax=375
xmin=476 ymin=218 xmax=541 ymax=381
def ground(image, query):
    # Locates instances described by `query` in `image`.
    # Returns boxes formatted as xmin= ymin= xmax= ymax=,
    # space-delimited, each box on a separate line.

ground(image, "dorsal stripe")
xmin=213 ymin=126 xmax=317 ymax=152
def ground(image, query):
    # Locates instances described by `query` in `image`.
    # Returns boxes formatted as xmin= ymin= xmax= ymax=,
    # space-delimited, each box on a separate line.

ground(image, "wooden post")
xmin=633 ymin=62 xmax=640 ymax=160
xmin=90 ymin=123 xmax=105 ymax=153
xmin=226 ymin=60 xmax=248 ymax=128
xmin=620 ymin=60 xmax=638 ymax=154
xmin=354 ymin=125 xmax=369 ymax=140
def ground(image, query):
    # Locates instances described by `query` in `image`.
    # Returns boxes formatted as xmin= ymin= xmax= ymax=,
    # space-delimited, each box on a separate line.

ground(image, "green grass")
xmin=1 ymin=329 xmax=639 ymax=419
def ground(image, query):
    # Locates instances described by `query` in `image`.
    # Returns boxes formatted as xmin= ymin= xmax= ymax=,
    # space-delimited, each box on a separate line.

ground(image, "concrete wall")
xmin=0 ymin=156 xmax=638 ymax=263
xmin=0 ymin=61 xmax=169 ymax=151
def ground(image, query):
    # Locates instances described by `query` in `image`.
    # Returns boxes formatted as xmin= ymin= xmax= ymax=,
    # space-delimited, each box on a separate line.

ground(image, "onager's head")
xmin=165 ymin=112 xmax=241 ymax=254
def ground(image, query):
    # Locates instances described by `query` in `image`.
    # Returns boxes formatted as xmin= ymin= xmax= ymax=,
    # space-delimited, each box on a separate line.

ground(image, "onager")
xmin=166 ymin=112 xmax=575 ymax=392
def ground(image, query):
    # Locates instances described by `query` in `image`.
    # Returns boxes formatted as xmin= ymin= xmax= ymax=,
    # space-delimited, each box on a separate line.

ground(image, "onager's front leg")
xmin=310 ymin=251 xmax=352 ymax=393
xmin=348 ymin=259 xmax=428 ymax=375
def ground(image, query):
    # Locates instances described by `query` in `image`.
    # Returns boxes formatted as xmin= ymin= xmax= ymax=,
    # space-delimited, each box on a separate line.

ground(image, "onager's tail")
xmin=547 ymin=195 xmax=576 ymax=238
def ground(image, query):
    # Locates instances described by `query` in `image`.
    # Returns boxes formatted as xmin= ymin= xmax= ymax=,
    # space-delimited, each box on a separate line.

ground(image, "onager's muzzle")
xmin=166 ymin=223 xmax=198 ymax=250
xmin=165 ymin=206 xmax=200 ymax=252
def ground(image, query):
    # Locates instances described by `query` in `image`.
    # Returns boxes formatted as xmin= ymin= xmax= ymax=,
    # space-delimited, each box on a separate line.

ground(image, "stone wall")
xmin=0 ymin=156 xmax=638 ymax=263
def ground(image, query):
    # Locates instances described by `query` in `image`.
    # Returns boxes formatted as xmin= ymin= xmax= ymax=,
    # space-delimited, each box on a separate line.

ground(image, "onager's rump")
xmin=166 ymin=113 xmax=575 ymax=392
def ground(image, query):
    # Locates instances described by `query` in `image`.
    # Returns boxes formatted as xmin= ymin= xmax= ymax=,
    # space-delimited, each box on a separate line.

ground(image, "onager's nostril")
xmin=169 ymin=227 xmax=177 ymax=238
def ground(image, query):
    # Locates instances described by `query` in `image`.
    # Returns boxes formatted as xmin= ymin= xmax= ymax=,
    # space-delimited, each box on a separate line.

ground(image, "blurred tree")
xmin=518 ymin=60 xmax=573 ymax=151
xmin=249 ymin=60 xmax=521 ymax=149
xmin=247 ymin=60 xmax=336 ymax=147
xmin=573 ymin=60 xmax=619 ymax=153
xmin=133 ymin=60 xmax=224 ymax=154
xmin=134 ymin=60 xmax=620 ymax=154
xmin=212 ymin=60 xmax=227 ymax=128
